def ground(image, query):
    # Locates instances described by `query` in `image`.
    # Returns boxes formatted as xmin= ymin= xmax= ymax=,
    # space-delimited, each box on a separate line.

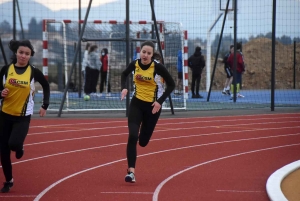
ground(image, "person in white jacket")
xmin=84 ymin=45 xmax=102 ymax=95
xmin=81 ymin=43 xmax=90 ymax=94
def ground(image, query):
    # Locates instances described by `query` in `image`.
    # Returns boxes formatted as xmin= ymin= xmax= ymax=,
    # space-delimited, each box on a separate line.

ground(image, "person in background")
xmin=222 ymin=45 xmax=234 ymax=95
xmin=188 ymin=46 xmax=205 ymax=98
xmin=84 ymin=44 xmax=101 ymax=96
xmin=98 ymin=48 xmax=111 ymax=97
xmin=0 ymin=40 xmax=50 ymax=193
xmin=81 ymin=43 xmax=90 ymax=94
xmin=120 ymin=41 xmax=175 ymax=183
xmin=174 ymin=50 xmax=183 ymax=95
xmin=227 ymin=42 xmax=245 ymax=99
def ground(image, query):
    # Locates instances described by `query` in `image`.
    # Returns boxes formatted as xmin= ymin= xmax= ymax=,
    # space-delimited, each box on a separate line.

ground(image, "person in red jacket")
xmin=226 ymin=42 xmax=245 ymax=99
xmin=99 ymin=48 xmax=111 ymax=97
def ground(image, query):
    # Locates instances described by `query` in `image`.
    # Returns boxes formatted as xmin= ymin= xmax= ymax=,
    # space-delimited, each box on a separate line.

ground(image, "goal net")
xmin=41 ymin=19 xmax=188 ymax=112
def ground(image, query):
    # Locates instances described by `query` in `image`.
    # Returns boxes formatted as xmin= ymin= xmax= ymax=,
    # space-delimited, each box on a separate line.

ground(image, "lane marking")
xmin=100 ymin=192 xmax=153 ymax=194
xmin=152 ymin=143 xmax=300 ymax=201
xmin=0 ymin=195 xmax=36 ymax=197
xmin=33 ymin=136 xmax=300 ymax=201
xmin=29 ymin=112 xmax=300 ymax=128
xmin=25 ymin=125 xmax=300 ymax=147
xmin=30 ymin=116 xmax=300 ymax=135
xmin=216 ymin=190 xmax=264 ymax=193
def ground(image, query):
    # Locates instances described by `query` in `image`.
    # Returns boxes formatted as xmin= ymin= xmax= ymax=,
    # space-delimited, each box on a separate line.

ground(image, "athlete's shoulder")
xmin=0 ymin=64 xmax=10 ymax=77
xmin=154 ymin=61 xmax=165 ymax=69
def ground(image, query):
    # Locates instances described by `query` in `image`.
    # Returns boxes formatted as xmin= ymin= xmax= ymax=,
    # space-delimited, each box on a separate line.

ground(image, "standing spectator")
xmin=222 ymin=45 xmax=234 ymax=95
xmin=81 ymin=43 xmax=90 ymax=94
xmin=188 ymin=46 xmax=205 ymax=98
xmin=0 ymin=40 xmax=50 ymax=193
xmin=84 ymin=45 xmax=101 ymax=96
xmin=174 ymin=50 xmax=183 ymax=95
xmin=99 ymin=48 xmax=111 ymax=97
xmin=227 ymin=42 xmax=245 ymax=99
xmin=120 ymin=41 xmax=175 ymax=183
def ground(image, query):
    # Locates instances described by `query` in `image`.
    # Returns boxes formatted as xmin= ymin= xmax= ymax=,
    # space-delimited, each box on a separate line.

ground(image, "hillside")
xmin=205 ymin=38 xmax=300 ymax=90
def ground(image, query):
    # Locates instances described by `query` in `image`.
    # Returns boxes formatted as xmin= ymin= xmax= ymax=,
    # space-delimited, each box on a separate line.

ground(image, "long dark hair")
xmin=88 ymin=45 xmax=98 ymax=54
xmin=9 ymin=39 xmax=35 ymax=63
xmin=152 ymin=51 xmax=161 ymax=61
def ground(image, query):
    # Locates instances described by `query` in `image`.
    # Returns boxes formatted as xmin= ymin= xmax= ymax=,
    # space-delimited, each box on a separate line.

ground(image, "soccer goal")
xmin=41 ymin=19 xmax=188 ymax=112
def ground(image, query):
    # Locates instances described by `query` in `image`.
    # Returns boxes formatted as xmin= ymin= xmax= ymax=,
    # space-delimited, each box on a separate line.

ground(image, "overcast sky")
xmin=1 ymin=0 xmax=299 ymax=39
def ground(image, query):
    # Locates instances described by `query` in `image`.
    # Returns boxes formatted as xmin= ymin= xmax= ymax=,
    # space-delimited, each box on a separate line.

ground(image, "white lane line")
xmin=28 ymin=125 xmax=128 ymax=136
xmin=216 ymin=190 xmax=264 ymax=193
xmin=27 ymin=116 xmax=300 ymax=135
xmin=33 ymin=135 xmax=300 ymax=201
xmin=0 ymin=195 xmax=36 ymax=197
xmin=29 ymin=121 xmax=127 ymax=128
xmin=29 ymin=113 xmax=300 ymax=128
xmin=7 ymin=143 xmax=126 ymax=166
xmin=11 ymin=131 xmax=300 ymax=167
xmin=100 ymin=192 xmax=153 ymax=194
xmin=152 ymin=143 xmax=300 ymax=201
xmin=25 ymin=124 xmax=300 ymax=147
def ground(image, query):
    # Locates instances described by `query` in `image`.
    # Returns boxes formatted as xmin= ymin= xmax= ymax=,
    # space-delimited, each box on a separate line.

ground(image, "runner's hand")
xmin=152 ymin=101 xmax=161 ymax=114
xmin=121 ymin=89 xmax=128 ymax=100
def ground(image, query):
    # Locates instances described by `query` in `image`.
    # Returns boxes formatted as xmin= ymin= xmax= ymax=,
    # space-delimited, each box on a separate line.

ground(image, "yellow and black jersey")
xmin=0 ymin=64 xmax=50 ymax=116
xmin=121 ymin=59 xmax=175 ymax=104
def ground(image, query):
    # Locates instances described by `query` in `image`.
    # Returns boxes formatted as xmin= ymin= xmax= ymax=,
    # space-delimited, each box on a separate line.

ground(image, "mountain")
xmin=0 ymin=0 xmax=300 ymax=39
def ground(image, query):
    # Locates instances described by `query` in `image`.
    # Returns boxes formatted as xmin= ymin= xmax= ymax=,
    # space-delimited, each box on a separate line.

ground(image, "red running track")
xmin=0 ymin=113 xmax=299 ymax=201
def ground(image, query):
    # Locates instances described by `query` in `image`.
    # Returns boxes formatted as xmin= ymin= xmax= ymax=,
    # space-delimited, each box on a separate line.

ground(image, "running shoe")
xmin=237 ymin=93 xmax=245 ymax=98
xmin=1 ymin=181 xmax=13 ymax=193
xmin=125 ymin=172 xmax=136 ymax=183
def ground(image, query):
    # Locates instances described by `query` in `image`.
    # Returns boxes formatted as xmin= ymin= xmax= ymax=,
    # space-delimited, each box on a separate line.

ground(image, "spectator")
xmin=99 ymin=48 xmax=111 ymax=97
xmin=227 ymin=42 xmax=245 ymax=99
xmin=175 ymin=50 xmax=183 ymax=95
xmin=81 ymin=43 xmax=90 ymax=93
xmin=188 ymin=46 xmax=205 ymax=98
xmin=222 ymin=45 xmax=234 ymax=95
xmin=84 ymin=45 xmax=101 ymax=96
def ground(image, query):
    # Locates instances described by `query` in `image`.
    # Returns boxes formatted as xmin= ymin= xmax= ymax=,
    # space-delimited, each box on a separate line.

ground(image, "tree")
xmin=279 ymin=35 xmax=292 ymax=45
xmin=28 ymin=17 xmax=42 ymax=39
xmin=293 ymin=37 xmax=300 ymax=43
xmin=0 ymin=20 xmax=11 ymax=34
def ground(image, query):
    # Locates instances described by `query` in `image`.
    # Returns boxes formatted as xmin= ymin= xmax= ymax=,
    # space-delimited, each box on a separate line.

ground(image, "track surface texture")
xmin=0 ymin=107 xmax=299 ymax=201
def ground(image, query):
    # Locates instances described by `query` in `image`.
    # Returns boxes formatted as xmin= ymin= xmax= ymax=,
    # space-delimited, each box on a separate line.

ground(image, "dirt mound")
xmin=207 ymin=38 xmax=300 ymax=90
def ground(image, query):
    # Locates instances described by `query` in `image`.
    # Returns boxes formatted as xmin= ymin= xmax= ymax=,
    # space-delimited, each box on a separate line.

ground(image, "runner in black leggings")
xmin=120 ymin=41 xmax=175 ymax=183
xmin=0 ymin=40 xmax=50 ymax=193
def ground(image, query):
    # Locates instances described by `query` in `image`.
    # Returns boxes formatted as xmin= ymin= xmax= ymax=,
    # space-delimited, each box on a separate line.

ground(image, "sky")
xmin=1 ymin=0 xmax=117 ymax=11
xmin=0 ymin=0 xmax=299 ymax=40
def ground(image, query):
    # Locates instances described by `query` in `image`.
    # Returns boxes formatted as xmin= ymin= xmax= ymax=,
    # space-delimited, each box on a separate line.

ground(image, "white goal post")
xmin=42 ymin=19 xmax=188 ymax=112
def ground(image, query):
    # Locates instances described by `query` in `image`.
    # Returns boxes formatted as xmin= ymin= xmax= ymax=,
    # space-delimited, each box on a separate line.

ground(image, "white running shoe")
xmin=106 ymin=93 xmax=111 ymax=97
xmin=96 ymin=93 xmax=102 ymax=97
xmin=238 ymin=93 xmax=245 ymax=98
xmin=125 ymin=172 xmax=136 ymax=183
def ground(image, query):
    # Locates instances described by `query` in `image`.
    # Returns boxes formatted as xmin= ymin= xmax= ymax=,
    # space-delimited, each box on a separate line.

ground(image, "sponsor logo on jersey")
xmin=8 ymin=78 xmax=28 ymax=88
xmin=135 ymin=74 xmax=151 ymax=81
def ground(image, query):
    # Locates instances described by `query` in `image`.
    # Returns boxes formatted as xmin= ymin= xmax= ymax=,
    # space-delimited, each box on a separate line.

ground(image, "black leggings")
xmin=0 ymin=112 xmax=31 ymax=182
xmin=84 ymin=67 xmax=100 ymax=94
xmin=191 ymin=73 xmax=201 ymax=95
xmin=127 ymin=97 xmax=161 ymax=168
xmin=99 ymin=71 xmax=111 ymax=93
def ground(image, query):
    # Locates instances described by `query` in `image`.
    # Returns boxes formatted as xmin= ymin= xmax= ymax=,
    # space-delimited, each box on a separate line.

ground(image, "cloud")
xmin=33 ymin=0 xmax=118 ymax=11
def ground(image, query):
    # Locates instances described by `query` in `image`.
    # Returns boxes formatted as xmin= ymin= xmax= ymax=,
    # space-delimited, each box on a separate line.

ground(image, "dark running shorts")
xmin=224 ymin=66 xmax=233 ymax=78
